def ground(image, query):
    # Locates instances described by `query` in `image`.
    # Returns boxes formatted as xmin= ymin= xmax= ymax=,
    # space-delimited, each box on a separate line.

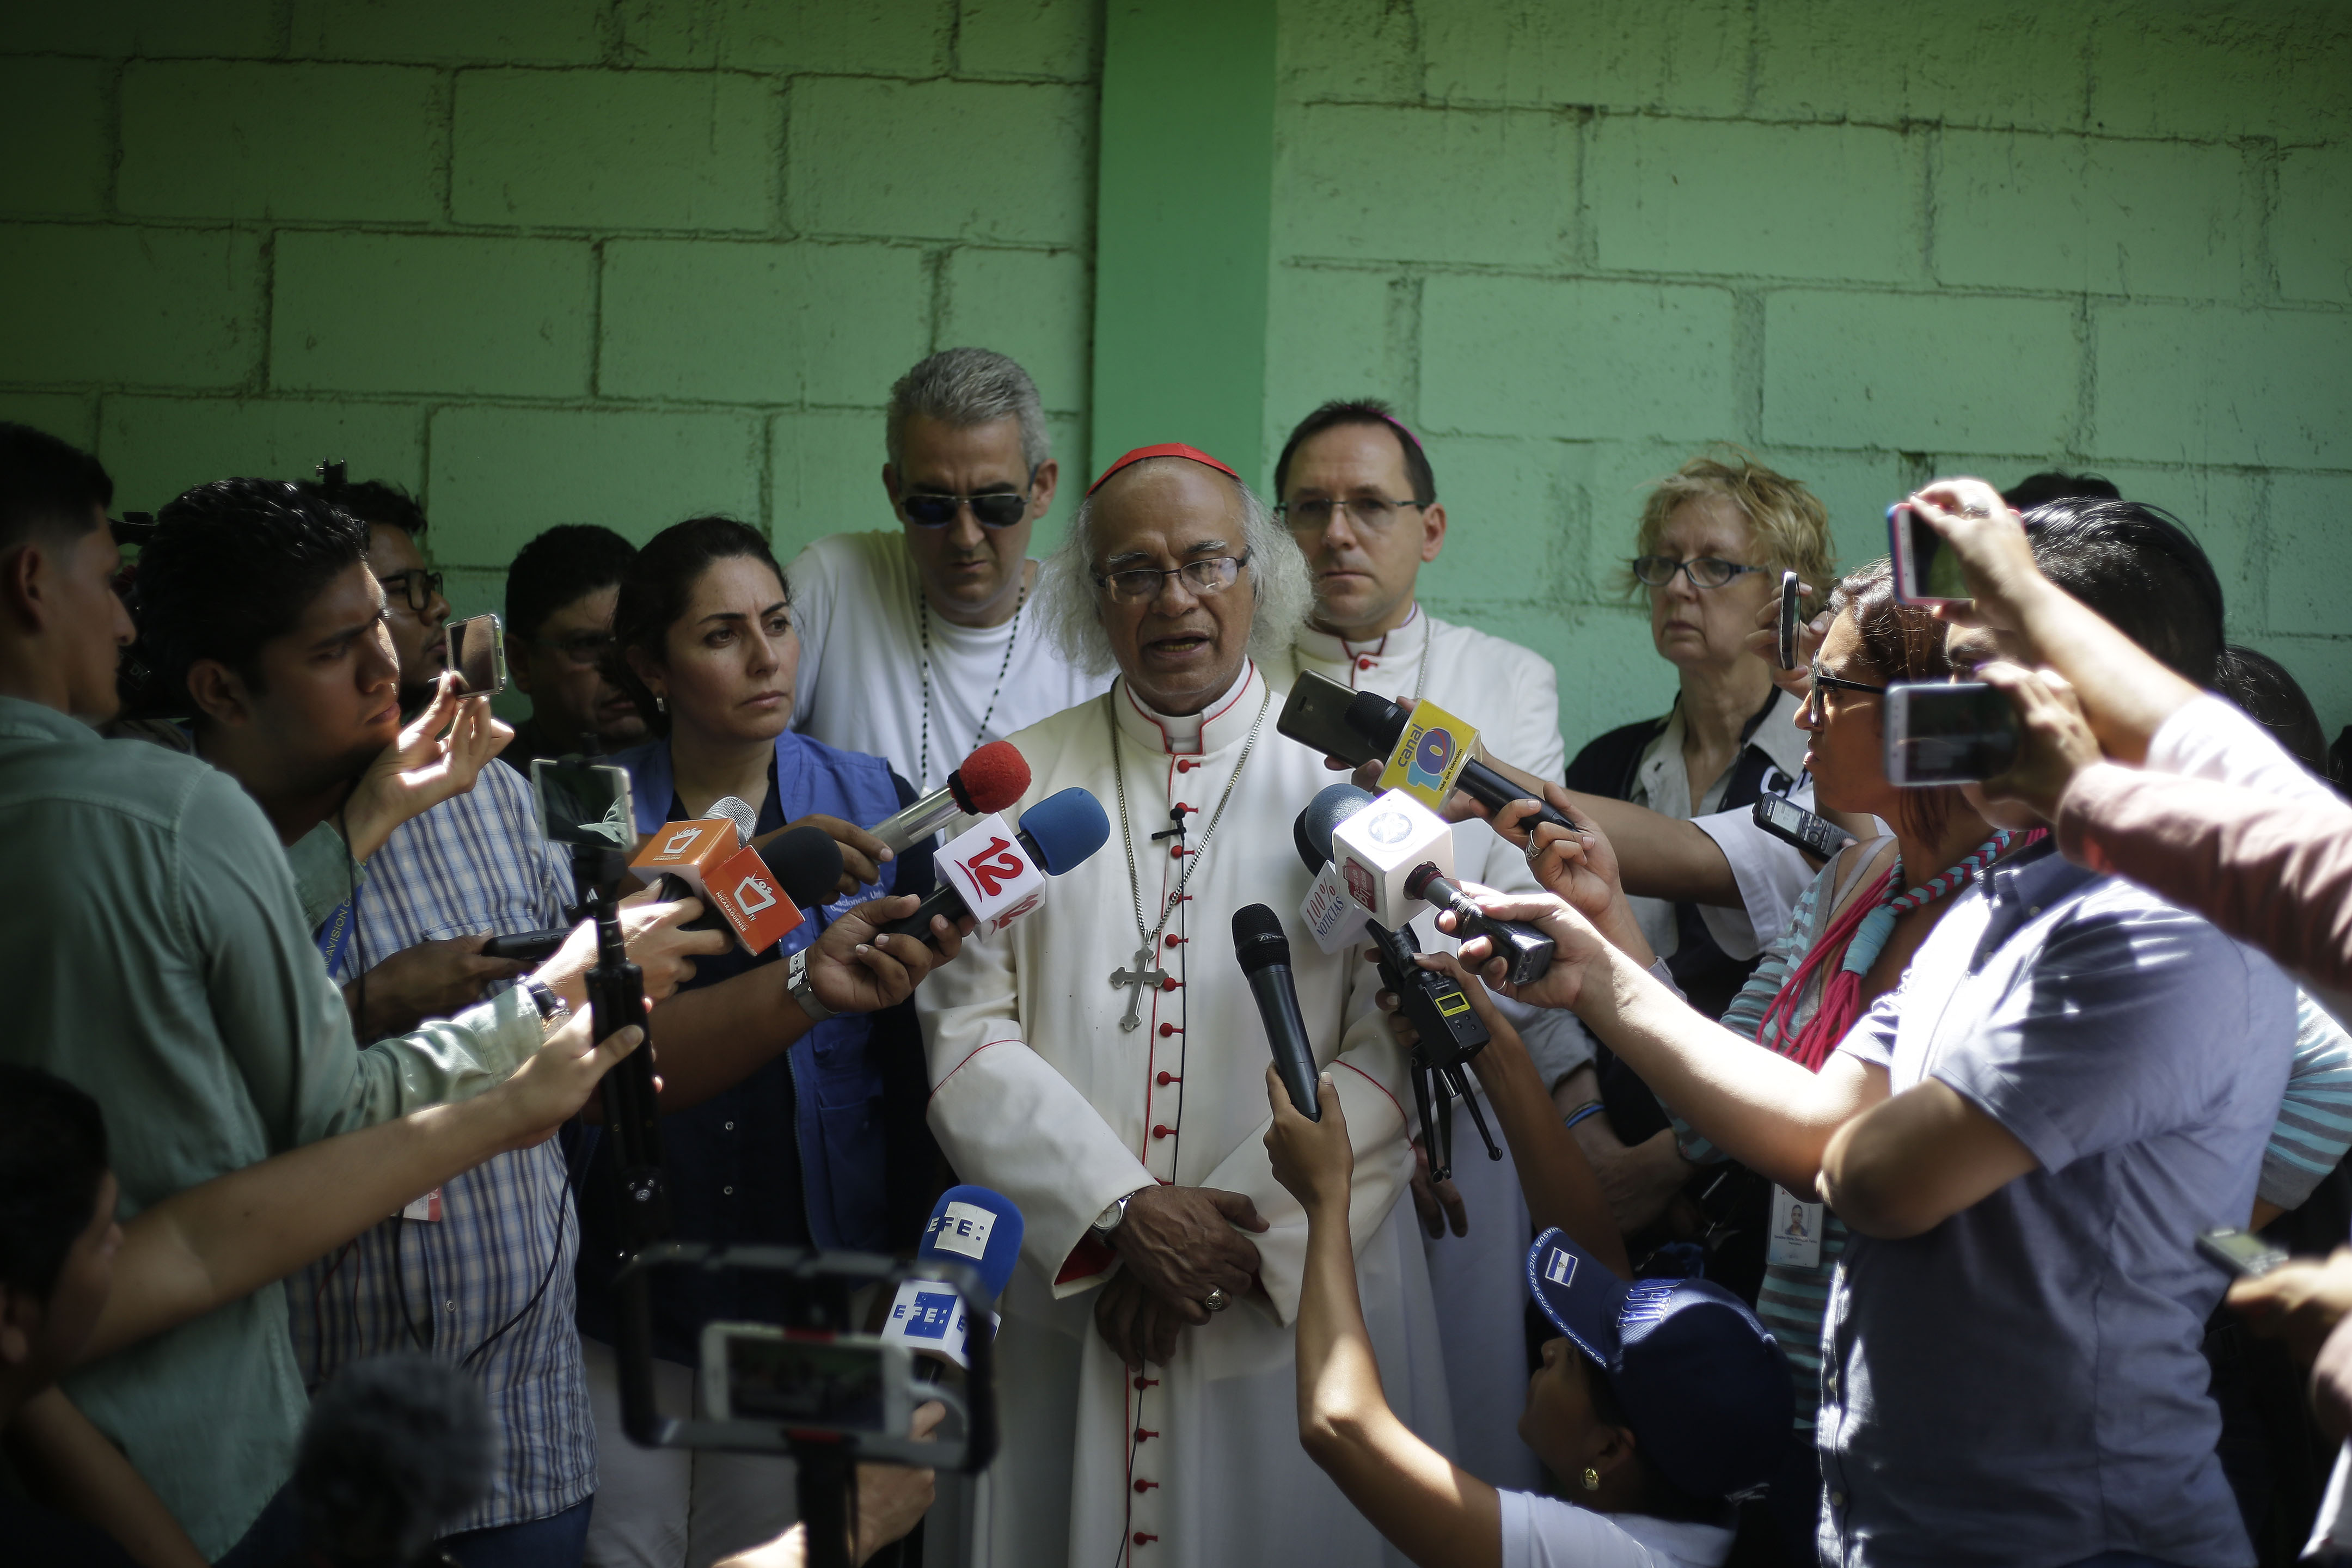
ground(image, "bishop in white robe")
xmin=916 ymin=445 xmax=1450 ymax=1568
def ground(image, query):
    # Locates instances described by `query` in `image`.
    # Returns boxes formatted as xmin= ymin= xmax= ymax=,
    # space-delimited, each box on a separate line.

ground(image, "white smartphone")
xmin=1883 ymin=682 xmax=2023 ymax=786
xmin=1888 ymin=504 xmax=1972 ymax=605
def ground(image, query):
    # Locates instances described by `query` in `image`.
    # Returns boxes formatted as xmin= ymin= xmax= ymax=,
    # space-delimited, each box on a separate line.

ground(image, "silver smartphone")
xmin=1883 ymin=682 xmax=2022 ymax=786
xmin=1888 ymin=504 xmax=1972 ymax=606
xmin=446 ymin=611 xmax=508 ymax=699
xmin=2196 ymin=1227 xmax=2290 ymax=1279
xmin=699 ymin=1324 xmax=914 ymax=1437
xmin=530 ymin=756 xmax=635 ymax=849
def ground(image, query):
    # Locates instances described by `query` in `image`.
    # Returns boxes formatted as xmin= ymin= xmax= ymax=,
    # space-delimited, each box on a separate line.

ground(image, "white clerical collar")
xmin=1294 ymin=602 xmax=1426 ymax=672
xmin=1113 ymin=660 xmax=1266 ymax=757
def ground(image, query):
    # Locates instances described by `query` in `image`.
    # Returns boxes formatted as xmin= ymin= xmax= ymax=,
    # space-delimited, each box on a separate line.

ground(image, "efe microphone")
xmin=1276 ymin=669 xmax=1581 ymax=835
xmin=868 ymin=741 xmax=1031 ymax=855
xmin=879 ymin=788 xmax=1112 ymax=945
xmin=1233 ymin=905 xmax=1321 ymax=1119
xmin=880 ymin=1185 xmax=1026 ymax=1370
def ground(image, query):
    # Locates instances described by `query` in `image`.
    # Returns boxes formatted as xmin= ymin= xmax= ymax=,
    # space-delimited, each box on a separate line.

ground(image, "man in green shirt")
xmin=0 ymin=425 xmax=600 ymax=1559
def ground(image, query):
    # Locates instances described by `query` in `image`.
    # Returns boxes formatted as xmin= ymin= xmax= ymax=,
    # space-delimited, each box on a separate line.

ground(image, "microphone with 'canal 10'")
xmin=1234 ymin=904 xmax=1321 ymax=1120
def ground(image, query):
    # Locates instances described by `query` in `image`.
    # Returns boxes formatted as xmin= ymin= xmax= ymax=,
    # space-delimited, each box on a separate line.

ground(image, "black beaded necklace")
xmin=915 ymin=573 xmax=1027 ymax=789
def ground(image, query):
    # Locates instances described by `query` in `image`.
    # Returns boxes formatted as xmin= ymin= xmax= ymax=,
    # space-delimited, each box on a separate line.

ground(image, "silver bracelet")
xmin=788 ymin=947 xmax=835 ymax=1024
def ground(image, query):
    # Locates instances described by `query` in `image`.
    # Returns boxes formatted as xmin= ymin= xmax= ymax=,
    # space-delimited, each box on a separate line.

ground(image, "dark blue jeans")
xmin=442 ymin=1498 xmax=595 ymax=1568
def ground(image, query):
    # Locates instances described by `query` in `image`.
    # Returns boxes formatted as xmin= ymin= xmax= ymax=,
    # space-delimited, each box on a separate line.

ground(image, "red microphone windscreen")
xmin=949 ymin=741 xmax=1030 ymax=814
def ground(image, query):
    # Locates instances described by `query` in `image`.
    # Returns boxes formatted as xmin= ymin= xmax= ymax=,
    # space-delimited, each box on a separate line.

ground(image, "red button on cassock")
xmin=1155 ymin=1070 xmax=1179 ymax=1086
xmin=1152 ymin=1123 xmax=1175 ymax=1140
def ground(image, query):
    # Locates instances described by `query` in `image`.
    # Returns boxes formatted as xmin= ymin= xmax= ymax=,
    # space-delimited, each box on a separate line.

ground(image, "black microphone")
xmin=1403 ymin=862 xmax=1555 ymax=985
xmin=293 ymin=1352 xmax=491 ymax=1568
xmin=1234 ymin=904 xmax=1321 ymax=1119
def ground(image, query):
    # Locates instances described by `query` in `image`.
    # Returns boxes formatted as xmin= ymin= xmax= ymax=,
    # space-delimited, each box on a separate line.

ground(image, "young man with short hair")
xmin=0 ymin=436 xmax=577 ymax=1563
xmin=785 ymin=347 xmax=1105 ymax=792
xmin=297 ymin=476 xmax=450 ymax=712
xmin=503 ymin=523 xmax=646 ymax=774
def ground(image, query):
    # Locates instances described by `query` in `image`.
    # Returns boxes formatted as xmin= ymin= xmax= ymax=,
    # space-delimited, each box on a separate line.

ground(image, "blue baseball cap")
xmin=1525 ymin=1228 xmax=1792 ymax=1500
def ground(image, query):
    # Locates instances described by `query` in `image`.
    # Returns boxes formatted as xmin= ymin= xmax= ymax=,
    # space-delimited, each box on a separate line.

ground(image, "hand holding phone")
xmin=447 ymin=612 xmax=508 ymax=699
xmin=1889 ymin=503 xmax=1973 ymax=605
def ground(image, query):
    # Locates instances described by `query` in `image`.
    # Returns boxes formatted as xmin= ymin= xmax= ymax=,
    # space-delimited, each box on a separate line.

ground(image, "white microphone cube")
xmin=936 ymin=813 xmax=1049 ymax=935
xmin=1331 ymin=789 xmax=1455 ymax=933
xmin=1300 ymin=858 xmax=1371 ymax=953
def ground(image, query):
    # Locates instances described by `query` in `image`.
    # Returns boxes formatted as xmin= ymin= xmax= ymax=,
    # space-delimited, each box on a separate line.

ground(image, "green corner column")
xmin=1087 ymin=0 xmax=1277 ymax=486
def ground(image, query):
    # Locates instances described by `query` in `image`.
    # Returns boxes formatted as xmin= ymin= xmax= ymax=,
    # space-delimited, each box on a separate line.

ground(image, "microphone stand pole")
xmin=574 ymin=844 xmax=671 ymax=1447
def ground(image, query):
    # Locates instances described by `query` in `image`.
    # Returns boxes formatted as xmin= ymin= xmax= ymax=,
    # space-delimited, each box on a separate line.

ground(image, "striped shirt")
xmin=285 ymin=761 xmax=595 ymax=1533
xmin=1680 ymin=842 xmax=2352 ymax=1433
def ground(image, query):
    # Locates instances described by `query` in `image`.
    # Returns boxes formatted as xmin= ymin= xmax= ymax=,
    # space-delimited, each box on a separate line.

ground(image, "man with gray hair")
xmin=916 ymin=443 xmax=1450 ymax=1567
xmin=786 ymin=347 xmax=1105 ymax=791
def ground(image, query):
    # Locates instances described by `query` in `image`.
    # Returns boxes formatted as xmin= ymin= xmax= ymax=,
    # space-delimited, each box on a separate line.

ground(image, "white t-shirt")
xmin=1499 ymin=1490 xmax=1735 ymax=1568
xmin=785 ymin=531 xmax=1108 ymax=793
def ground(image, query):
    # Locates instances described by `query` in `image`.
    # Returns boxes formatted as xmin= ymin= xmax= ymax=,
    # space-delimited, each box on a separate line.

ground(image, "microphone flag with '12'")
xmin=879 ymin=787 xmax=1112 ymax=945
xmin=867 ymin=740 xmax=1031 ymax=855
xmin=700 ymin=825 xmax=844 ymax=952
xmin=880 ymin=1186 xmax=1025 ymax=1368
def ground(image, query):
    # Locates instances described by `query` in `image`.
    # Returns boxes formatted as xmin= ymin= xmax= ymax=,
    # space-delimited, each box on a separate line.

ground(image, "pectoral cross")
xmin=1110 ymin=948 xmax=1169 ymax=1033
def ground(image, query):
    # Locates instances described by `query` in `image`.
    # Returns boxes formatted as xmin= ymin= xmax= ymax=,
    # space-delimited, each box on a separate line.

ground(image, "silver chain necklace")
xmin=1103 ymin=679 xmax=1271 ymax=1032
xmin=916 ymin=575 xmax=1026 ymax=791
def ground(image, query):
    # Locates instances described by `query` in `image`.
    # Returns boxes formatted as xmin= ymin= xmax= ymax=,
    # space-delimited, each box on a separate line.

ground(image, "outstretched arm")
xmin=82 ymin=1015 xmax=641 ymax=1364
xmin=1263 ymin=1070 xmax=1502 ymax=1568
xmin=2 ymin=1389 xmax=206 ymax=1568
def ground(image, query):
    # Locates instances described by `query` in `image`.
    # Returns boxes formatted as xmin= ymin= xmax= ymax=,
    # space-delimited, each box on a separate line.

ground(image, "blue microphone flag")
xmin=881 ymin=1185 xmax=1025 ymax=1368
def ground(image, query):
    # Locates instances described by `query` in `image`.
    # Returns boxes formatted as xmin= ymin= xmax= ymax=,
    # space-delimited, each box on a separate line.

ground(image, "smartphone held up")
xmin=1889 ymin=503 xmax=1972 ymax=606
xmin=446 ymin=611 xmax=508 ymax=699
xmin=1883 ymin=682 xmax=2022 ymax=787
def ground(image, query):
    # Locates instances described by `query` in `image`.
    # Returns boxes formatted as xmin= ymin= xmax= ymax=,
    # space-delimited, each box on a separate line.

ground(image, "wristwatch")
xmin=1091 ymin=1192 xmax=1134 ymax=1238
xmin=787 ymin=947 xmax=835 ymax=1024
xmin=521 ymin=977 xmax=571 ymax=1036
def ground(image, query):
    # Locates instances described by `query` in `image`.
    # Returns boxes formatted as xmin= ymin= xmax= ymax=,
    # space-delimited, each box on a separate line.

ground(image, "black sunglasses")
xmin=899 ymin=489 xmax=1033 ymax=529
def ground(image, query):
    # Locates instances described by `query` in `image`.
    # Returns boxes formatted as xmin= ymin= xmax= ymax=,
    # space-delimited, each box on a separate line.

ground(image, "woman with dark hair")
xmin=575 ymin=516 xmax=940 ymax=1567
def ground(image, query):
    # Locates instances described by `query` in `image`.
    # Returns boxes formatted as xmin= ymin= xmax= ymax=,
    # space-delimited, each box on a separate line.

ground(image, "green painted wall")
xmin=2 ymin=0 xmax=2347 ymax=748
xmin=1263 ymin=0 xmax=2352 ymax=744
xmin=0 ymin=0 xmax=1103 ymax=632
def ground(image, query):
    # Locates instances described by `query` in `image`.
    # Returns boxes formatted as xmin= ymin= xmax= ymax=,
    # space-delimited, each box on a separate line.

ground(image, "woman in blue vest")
xmin=573 ymin=516 xmax=941 ymax=1564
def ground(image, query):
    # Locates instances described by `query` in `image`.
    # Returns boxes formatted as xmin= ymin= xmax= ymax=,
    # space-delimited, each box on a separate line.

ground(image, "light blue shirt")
xmin=1820 ymin=853 xmax=2296 ymax=1568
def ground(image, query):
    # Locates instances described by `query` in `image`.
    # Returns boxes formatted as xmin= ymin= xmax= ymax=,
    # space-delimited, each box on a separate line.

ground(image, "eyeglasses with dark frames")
xmin=1092 ymin=553 xmax=1251 ymax=605
xmin=530 ymin=631 xmax=615 ymax=669
xmin=1275 ymin=495 xmax=1426 ymax=531
xmin=377 ymin=569 xmax=445 ymax=613
xmin=1632 ymin=555 xmax=1768 ymax=591
xmin=1806 ymin=664 xmax=1889 ymax=722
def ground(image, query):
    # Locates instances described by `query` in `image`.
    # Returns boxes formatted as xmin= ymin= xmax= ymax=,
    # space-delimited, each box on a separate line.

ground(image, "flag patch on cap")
xmin=1545 ymin=1247 xmax=1577 ymax=1288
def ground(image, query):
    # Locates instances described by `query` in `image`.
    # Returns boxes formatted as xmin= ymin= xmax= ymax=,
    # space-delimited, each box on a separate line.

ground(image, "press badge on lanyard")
xmin=401 ymin=1189 xmax=443 ymax=1222
xmin=1766 ymin=1185 xmax=1823 ymax=1269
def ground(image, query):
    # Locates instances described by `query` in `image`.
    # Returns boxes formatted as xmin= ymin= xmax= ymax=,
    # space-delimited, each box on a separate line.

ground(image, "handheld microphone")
xmin=880 ymin=1185 xmax=1026 ymax=1369
xmin=1295 ymin=783 xmax=1377 ymax=952
xmin=879 ymin=787 xmax=1112 ymax=945
xmin=293 ymin=1352 xmax=491 ymax=1568
xmin=1276 ymin=670 xmax=1579 ymax=834
xmin=629 ymin=797 xmax=756 ymax=903
xmin=868 ymin=741 xmax=1031 ymax=855
xmin=697 ymin=825 xmax=844 ymax=952
xmin=1234 ymin=905 xmax=1321 ymax=1119
xmin=1403 ymin=862 xmax=1555 ymax=985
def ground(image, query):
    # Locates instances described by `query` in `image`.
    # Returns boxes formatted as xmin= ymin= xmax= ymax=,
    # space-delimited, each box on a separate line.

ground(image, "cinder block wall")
xmin=0 ymin=0 xmax=1100 ymax=627
xmin=1265 ymin=0 xmax=2352 ymax=742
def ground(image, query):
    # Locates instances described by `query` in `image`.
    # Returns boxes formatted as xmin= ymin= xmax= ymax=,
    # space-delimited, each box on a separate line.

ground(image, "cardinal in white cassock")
xmin=916 ymin=443 xmax=1451 ymax=1568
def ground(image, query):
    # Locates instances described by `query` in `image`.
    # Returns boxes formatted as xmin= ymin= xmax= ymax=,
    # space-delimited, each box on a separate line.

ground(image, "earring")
xmin=654 ymin=694 xmax=665 ymax=713
xmin=1581 ymin=1467 xmax=1600 ymax=1493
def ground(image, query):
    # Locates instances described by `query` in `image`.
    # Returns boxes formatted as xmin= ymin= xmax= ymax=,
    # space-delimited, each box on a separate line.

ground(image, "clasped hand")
xmin=1092 ymin=1184 xmax=1267 ymax=1367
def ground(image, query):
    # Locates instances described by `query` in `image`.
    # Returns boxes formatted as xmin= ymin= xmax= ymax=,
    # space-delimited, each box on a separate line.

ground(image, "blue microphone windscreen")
xmin=915 ymin=1185 xmax=1025 ymax=1306
xmin=1018 ymin=787 xmax=1111 ymax=877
